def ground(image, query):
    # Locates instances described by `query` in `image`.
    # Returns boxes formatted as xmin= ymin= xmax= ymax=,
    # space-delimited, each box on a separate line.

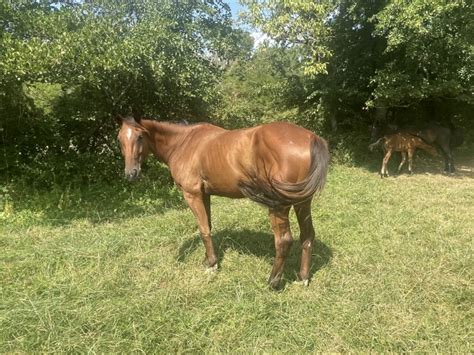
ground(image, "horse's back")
xmin=198 ymin=121 xmax=316 ymax=182
xmin=192 ymin=121 xmax=328 ymax=206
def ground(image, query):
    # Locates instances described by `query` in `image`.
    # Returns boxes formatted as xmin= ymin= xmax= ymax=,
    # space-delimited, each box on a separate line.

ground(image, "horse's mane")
xmin=141 ymin=117 xmax=205 ymax=127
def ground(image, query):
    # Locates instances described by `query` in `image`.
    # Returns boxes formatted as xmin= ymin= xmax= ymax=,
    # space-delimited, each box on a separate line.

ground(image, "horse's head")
xmin=116 ymin=114 xmax=151 ymax=182
xmin=370 ymin=122 xmax=382 ymax=143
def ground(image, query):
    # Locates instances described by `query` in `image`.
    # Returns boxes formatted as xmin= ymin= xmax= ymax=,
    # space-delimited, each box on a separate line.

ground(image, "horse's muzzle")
xmin=126 ymin=168 xmax=139 ymax=182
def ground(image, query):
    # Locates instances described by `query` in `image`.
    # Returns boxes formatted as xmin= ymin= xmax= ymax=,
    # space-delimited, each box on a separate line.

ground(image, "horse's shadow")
xmin=177 ymin=228 xmax=333 ymax=287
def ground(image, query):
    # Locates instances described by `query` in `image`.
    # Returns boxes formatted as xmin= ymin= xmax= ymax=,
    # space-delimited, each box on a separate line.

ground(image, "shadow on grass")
xmin=328 ymin=128 xmax=474 ymax=179
xmin=363 ymin=150 xmax=474 ymax=179
xmin=177 ymin=228 xmax=333 ymax=287
xmin=3 ymin=178 xmax=185 ymax=227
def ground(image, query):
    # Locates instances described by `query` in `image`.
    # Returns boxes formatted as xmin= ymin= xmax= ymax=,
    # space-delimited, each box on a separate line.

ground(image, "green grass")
xmin=1 ymin=161 xmax=473 ymax=352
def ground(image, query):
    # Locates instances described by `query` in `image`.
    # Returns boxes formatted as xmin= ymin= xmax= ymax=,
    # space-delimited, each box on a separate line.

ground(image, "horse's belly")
xmin=202 ymin=178 xmax=244 ymax=198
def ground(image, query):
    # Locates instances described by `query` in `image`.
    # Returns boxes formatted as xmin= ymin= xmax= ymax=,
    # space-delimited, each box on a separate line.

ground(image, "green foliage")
xmin=1 ymin=0 xmax=473 ymax=184
xmin=242 ymin=0 xmax=335 ymax=75
xmin=243 ymin=0 xmax=473 ymax=129
xmin=216 ymin=45 xmax=305 ymax=127
xmin=369 ymin=0 xmax=473 ymax=107
xmin=0 ymin=0 xmax=250 ymax=185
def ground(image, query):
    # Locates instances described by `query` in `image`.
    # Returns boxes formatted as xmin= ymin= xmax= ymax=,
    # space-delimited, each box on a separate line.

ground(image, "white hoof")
xmin=293 ymin=279 xmax=310 ymax=287
xmin=205 ymin=264 xmax=218 ymax=274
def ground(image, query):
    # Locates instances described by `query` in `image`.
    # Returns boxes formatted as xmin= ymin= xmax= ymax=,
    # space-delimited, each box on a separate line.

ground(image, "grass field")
xmin=1 ymin=157 xmax=473 ymax=352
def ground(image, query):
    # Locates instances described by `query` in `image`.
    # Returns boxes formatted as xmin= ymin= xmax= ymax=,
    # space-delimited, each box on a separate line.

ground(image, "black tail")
xmin=239 ymin=137 xmax=329 ymax=209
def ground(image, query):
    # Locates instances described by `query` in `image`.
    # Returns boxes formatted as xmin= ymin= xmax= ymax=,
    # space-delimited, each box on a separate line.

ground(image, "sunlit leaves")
xmin=0 ymin=0 xmax=249 ymax=117
xmin=242 ymin=0 xmax=336 ymax=76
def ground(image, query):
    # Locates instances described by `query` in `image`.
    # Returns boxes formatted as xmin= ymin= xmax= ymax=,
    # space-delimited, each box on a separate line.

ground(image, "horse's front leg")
xmin=183 ymin=191 xmax=217 ymax=271
xmin=268 ymin=206 xmax=292 ymax=289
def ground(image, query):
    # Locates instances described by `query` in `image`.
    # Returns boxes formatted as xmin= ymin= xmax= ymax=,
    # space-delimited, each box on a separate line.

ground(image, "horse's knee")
xmin=277 ymin=232 xmax=293 ymax=255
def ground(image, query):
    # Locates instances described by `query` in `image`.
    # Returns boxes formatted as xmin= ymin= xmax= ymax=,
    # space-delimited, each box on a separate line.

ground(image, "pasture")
xmin=1 ymin=159 xmax=473 ymax=352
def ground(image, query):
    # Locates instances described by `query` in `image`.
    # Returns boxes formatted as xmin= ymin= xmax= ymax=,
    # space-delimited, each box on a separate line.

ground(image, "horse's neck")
xmin=141 ymin=120 xmax=191 ymax=164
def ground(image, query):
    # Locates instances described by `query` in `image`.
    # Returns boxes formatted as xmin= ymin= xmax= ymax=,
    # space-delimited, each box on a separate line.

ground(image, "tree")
xmin=242 ymin=0 xmax=336 ymax=75
xmin=369 ymin=0 xmax=473 ymax=109
xmin=217 ymin=45 xmax=305 ymax=128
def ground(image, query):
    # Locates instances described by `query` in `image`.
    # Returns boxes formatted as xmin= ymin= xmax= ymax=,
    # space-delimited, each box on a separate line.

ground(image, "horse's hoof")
xmin=205 ymin=264 xmax=218 ymax=274
xmin=294 ymin=279 xmax=310 ymax=287
xmin=268 ymin=276 xmax=281 ymax=290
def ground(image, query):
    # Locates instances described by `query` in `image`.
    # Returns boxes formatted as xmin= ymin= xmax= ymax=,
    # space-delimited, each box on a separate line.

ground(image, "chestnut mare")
xmin=116 ymin=115 xmax=329 ymax=289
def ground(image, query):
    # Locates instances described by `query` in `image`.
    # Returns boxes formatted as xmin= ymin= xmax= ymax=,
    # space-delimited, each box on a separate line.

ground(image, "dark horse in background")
xmin=116 ymin=114 xmax=329 ymax=289
xmin=370 ymin=121 xmax=464 ymax=173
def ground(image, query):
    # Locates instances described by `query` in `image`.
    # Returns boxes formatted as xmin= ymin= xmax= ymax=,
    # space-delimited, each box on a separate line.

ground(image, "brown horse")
xmin=369 ymin=132 xmax=438 ymax=177
xmin=116 ymin=115 xmax=329 ymax=289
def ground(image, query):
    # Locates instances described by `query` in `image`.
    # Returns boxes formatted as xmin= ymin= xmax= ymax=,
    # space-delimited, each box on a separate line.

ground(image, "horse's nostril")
xmin=125 ymin=168 xmax=139 ymax=181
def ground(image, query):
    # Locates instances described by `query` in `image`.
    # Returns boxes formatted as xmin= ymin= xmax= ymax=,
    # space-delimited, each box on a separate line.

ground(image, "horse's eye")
xmin=137 ymin=135 xmax=143 ymax=141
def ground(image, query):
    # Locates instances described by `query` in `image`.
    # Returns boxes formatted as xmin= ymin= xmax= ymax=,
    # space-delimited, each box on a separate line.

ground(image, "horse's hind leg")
xmin=381 ymin=149 xmax=392 ymax=177
xmin=407 ymin=148 xmax=414 ymax=174
xmin=268 ymin=206 xmax=292 ymax=289
xmin=294 ymin=200 xmax=315 ymax=286
xmin=397 ymin=151 xmax=407 ymax=174
xmin=440 ymin=144 xmax=454 ymax=173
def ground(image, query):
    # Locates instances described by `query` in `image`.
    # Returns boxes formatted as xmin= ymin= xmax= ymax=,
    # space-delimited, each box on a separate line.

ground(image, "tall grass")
xmin=1 ymin=161 xmax=472 ymax=352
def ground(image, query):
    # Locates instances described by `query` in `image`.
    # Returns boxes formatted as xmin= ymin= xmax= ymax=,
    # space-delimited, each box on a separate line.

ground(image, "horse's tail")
xmin=271 ymin=136 xmax=330 ymax=205
xmin=239 ymin=136 xmax=329 ymax=209
xmin=368 ymin=137 xmax=385 ymax=151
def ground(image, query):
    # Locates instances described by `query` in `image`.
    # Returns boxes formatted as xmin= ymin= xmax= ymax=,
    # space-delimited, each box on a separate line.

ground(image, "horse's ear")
xmin=132 ymin=109 xmax=142 ymax=124
xmin=114 ymin=113 xmax=124 ymax=126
